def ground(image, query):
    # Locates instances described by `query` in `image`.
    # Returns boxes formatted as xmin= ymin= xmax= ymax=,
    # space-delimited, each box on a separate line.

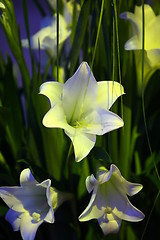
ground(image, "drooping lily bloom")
xmin=120 ymin=4 xmax=160 ymax=91
xmin=40 ymin=62 xmax=124 ymax=162
xmin=21 ymin=14 xmax=70 ymax=58
xmin=79 ymin=164 xmax=145 ymax=235
xmin=0 ymin=168 xmax=68 ymax=240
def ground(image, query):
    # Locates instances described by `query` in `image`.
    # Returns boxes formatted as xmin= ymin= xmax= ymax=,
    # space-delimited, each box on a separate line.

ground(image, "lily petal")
xmin=22 ymin=25 xmax=51 ymax=49
xmin=20 ymin=212 xmax=43 ymax=240
xmin=79 ymin=186 xmax=105 ymax=221
xmin=41 ymin=179 xmax=52 ymax=206
xmin=97 ymin=81 xmax=124 ymax=110
xmin=120 ymin=11 xmax=141 ymax=32
xmin=80 ymin=108 xmax=124 ymax=135
xmin=40 ymin=180 xmax=56 ymax=222
xmin=97 ymin=167 xmax=111 ymax=184
xmin=0 ymin=184 xmax=50 ymax=217
xmin=42 ymin=15 xmax=70 ymax=49
xmin=97 ymin=164 xmax=121 ymax=185
xmin=20 ymin=169 xmax=38 ymax=186
xmin=62 ymin=62 xmax=98 ymax=124
xmin=120 ymin=5 xmax=159 ymax=51
xmin=0 ymin=2 xmax=5 ymax=9
xmin=113 ymin=199 xmax=145 ymax=222
xmin=44 ymin=207 xmax=55 ymax=223
xmin=0 ymin=187 xmax=25 ymax=212
xmin=5 ymin=209 xmax=21 ymax=231
xmin=39 ymin=82 xmax=63 ymax=107
xmin=120 ymin=5 xmax=155 ymax=30
xmin=65 ymin=129 xmax=96 ymax=162
xmin=86 ymin=174 xmax=98 ymax=193
xmin=147 ymin=49 xmax=160 ymax=67
xmin=98 ymin=211 xmax=121 ymax=235
xmin=105 ymin=179 xmax=145 ymax=221
xmin=124 ymin=36 xmax=141 ymax=50
xmin=135 ymin=4 xmax=155 ymax=23
xmin=42 ymin=103 xmax=73 ymax=133
xmin=122 ymin=177 xmax=143 ymax=196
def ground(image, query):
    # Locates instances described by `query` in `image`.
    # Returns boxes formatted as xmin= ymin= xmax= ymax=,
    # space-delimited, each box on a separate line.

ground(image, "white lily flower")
xmin=21 ymin=14 xmax=70 ymax=57
xmin=79 ymin=164 xmax=145 ymax=235
xmin=47 ymin=0 xmax=77 ymax=27
xmin=40 ymin=62 xmax=124 ymax=162
xmin=0 ymin=168 xmax=66 ymax=240
xmin=120 ymin=4 xmax=160 ymax=91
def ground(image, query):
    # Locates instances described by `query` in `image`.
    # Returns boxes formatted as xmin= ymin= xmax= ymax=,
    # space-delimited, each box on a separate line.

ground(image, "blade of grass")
xmin=22 ymin=0 xmax=37 ymax=84
xmin=0 ymin=0 xmax=31 ymax=98
xmin=113 ymin=0 xmax=123 ymax=119
xmin=108 ymin=12 xmax=118 ymax=164
xmin=69 ymin=0 xmax=90 ymax=75
xmin=90 ymin=0 xmax=104 ymax=71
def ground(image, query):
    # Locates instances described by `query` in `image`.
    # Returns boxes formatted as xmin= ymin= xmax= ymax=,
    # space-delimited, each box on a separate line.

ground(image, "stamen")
xmin=32 ymin=212 xmax=41 ymax=222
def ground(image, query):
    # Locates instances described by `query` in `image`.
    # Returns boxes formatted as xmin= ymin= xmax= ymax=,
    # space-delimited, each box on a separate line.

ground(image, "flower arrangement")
xmin=0 ymin=0 xmax=159 ymax=239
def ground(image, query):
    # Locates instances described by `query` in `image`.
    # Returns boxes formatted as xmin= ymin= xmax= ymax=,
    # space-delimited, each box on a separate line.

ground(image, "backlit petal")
xmin=39 ymin=81 xmax=63 ymax=107
xmin=97 ymin=164 xmax=122 ymax=185
xmin=0 ymin=2 xmax=5 ymax=9
xmin=113 ymin=199 xmax=145 ymax=222
xmin=42 ymin=103 xmax=73 ymax=133
xmin=147 ymin=49 xmax=160 ymax=67
xmin=20 ymin=212 xmax=43 ymax=240
xmin=20 ymin=168 xmax=38 ymax=186
xmin=80 ymin=108 xmax=124 ymax=135
xmin=22 ymin=25 xmax=51 ymax=49
xmin=62 ymin=62 xmax=98 ymax=124
xmin=42 ymin=14 xmax=70 ymax=49
xmin=120 ymin=11 xmax=141 ymax=32
xmin=40 ymin=179 xmax=57 ymax=219
xmin=0 ymin=187 xmax=25 ymax=212
xmin=98 ymin=164 xmax=145 ymax=221
xmin=137 ymin=4 xmax=155 ymax=23
xmin=97 ymin=81 xmax=124 ymax=110
xmin=122 ymin=177 xmax=143 ymax=196
xmin=79 ymin=186 xmax=105 ymax=221
xmin=65 ymin=129 xmax=96 ymax=162
xmin=86 ymin=174 xmax=98 ymax=193
xmin=97 ymin=167 xmax=111 ymax=184
xmin=44 ymin=207 xmax=55 ymax=223
xmin=105 ymin=178 xmax=145 ymax=221
xmin=121 ymin=5 xmax=159 ymax=51
xmin=0 ymin=185 xmax=49 ymax=216
xmin=124 ymin=36 xmax=141 ymax=50
xmin=98 ymin=212 xmax=121 ymax=235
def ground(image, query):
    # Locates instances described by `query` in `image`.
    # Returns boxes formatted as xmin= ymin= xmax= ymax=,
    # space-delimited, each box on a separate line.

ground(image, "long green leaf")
xmin=69 ymin=0 xmax=90 ymax=75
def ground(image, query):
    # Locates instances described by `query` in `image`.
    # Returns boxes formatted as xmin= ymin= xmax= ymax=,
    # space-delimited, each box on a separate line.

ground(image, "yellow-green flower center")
xmin=32 ymin=212 xmax=41 ymax=222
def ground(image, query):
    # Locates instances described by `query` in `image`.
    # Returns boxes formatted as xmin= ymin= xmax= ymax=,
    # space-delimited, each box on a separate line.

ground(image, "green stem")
xmin=113 ymin=0 xmax=123 ymax=119
xmin=90 ymin=0 xmax=104 ymax=71
xmin=66 ymin=142 xmax=81 ymax=239
xmin=141 ymin=190 xmax=160 ymax=240
xmin=66 ymin=143 xmax=73 ymax=190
